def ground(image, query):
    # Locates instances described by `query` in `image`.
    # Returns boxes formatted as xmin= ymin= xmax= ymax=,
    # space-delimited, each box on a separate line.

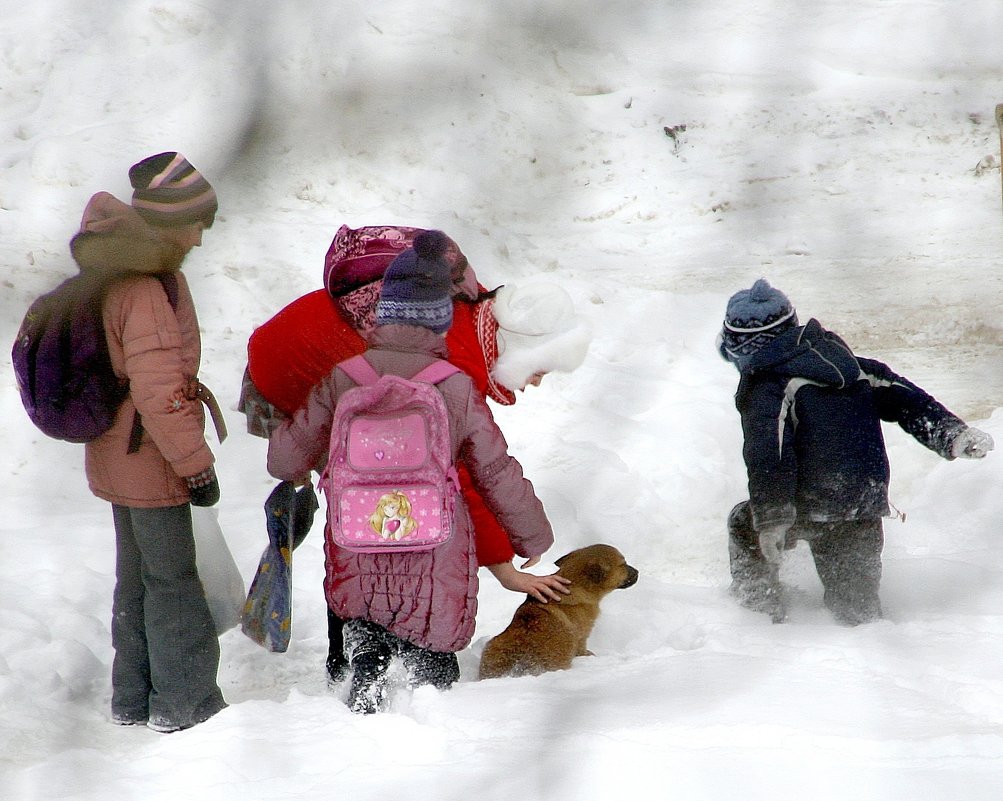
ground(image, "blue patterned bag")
xmin=241 ymin=481 xmax=318 ymax=652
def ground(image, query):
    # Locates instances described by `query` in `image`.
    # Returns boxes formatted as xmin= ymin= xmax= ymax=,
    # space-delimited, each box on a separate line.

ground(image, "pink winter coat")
xmin=267 ymin=325 xmax=554 ymax=652
xmin=72 ymin=192 xmax=216 ymax=508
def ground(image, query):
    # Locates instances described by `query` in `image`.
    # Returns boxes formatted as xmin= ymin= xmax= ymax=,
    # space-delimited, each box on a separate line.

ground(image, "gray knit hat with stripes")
xmin=129 ymin=152 xmax=218 ymax=228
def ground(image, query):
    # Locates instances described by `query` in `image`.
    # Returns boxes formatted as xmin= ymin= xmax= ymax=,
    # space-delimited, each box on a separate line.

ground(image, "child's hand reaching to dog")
xmin=487 ymin=558 xmax=572 ymax=603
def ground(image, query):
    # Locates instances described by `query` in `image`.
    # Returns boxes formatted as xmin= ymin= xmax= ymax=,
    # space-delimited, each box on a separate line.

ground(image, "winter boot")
xmin=344 ymin=622 xmax=393 ymax=714
xmin=326 ymin=609 xmax=350 ymax=685
xmin=347 ymin=648 xmax=391 ymax=714
xmin=402 ymin=647 xmax=460 ymax=691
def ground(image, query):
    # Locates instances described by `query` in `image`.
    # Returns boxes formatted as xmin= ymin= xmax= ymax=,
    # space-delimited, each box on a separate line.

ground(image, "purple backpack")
xmin=12 ymin=272 xmax=177 ymax=443
xmin=321 ymin=355 xmax=461 ymax=553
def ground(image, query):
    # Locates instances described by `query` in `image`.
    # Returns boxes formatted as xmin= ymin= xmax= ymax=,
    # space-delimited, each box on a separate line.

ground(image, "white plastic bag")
xmin=192 ymin=506 xmax=245 ymax=635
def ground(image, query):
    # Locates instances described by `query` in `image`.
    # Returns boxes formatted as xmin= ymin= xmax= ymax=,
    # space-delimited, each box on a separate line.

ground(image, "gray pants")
xmin=727 ymin=500 xmax=884 ymax=625
xmin=111 ymin=503 xmax=225 ymax=728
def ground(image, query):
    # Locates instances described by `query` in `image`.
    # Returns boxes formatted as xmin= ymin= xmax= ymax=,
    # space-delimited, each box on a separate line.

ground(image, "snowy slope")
xmin=3 ymin=1 xmax=1003 ymax=799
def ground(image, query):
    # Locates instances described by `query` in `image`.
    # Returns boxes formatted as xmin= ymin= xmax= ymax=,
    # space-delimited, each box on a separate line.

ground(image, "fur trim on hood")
xmin=70 ymin=192 xmax=184 ymax=278
xmin=491 ymin=282 xmax=591 ymax=390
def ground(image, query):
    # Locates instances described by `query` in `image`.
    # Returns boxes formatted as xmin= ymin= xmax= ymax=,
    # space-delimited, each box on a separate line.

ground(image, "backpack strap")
xmin=338 ymin=354 xmax=381 ymax=386
xmin=340 ymin=355 xmax=460 ymax=387
xmin=411 ymin=360 xmax=460 ymax=385
xmin=158 ymin=271 xmax=180 ymax=310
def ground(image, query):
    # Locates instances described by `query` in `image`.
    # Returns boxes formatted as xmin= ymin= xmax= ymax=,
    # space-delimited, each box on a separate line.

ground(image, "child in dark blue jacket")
xmin=719 ymin=279 xmax=993 ymax=625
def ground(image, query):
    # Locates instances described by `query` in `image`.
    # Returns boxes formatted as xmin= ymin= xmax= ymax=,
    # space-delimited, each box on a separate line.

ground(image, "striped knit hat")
xmin=129 ymin=152 xmax=218 ymax=228
xmin=375 ymin=230 xmax=454 ymax=334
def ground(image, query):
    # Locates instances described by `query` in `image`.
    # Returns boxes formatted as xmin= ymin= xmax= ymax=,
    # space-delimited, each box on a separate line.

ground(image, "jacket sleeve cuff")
xmin=751 ymin=502 xmax=796 ymax=532
xmin=172 ymin=449 xmax=214 ymax=480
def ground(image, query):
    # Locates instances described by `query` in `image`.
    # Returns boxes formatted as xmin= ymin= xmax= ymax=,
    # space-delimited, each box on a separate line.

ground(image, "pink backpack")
xmin=322 ymin=355 xmax=461 ymax=553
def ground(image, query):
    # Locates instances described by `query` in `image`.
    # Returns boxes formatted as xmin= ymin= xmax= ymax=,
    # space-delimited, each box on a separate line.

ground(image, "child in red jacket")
xmin=266 ymin=232 xmax=564 ymax=711
xmin=240 ymin=225 xmax=590 ymax=682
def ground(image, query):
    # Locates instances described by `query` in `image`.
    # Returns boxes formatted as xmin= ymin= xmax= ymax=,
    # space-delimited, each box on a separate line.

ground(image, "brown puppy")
xmin=478 ymin=544 xmax=639 ymax=679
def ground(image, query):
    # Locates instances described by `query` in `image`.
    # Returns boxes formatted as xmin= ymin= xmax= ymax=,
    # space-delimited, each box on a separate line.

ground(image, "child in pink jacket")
xmin=267 ymin=231 xmax=557 ymax=713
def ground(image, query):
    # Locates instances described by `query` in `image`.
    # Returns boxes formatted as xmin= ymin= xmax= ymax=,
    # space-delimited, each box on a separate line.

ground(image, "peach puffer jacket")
xmin=71 ymin=192 xmax=215 ymax=508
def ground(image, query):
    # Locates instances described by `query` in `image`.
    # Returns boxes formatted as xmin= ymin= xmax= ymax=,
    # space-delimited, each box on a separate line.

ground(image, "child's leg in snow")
xmin=727 ymin=500 xmax=784 ymax=617
xmin=326 ymin=608 xmax=348 ymax=683
xmin=400 ymin=643 xmax=460 ymax=691
xmin=344 ymin=620 xmax=393 ymax=714
xmin=808 ymin=519 xmax=883 ymax=625
xmin=111 ymin=504 xmax=152 ymax=722
xmin=114 ymin=503 xmax=225 ymax=729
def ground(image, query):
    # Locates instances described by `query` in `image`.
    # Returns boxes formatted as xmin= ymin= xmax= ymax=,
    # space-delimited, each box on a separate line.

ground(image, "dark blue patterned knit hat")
xmin=375 ymin=230 xmax=454 ymax=334
xmin=720 ymin=279 xmax=797 ymax=363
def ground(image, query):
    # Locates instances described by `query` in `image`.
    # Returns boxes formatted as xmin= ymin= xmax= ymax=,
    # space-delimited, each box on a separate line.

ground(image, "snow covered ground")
xmin=3 ymin=1 xmax=1003 ymax=799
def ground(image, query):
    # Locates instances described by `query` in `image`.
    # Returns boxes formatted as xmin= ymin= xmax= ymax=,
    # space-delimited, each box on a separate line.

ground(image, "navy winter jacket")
xmin=734 ymin=318 xmax=966 ymax=530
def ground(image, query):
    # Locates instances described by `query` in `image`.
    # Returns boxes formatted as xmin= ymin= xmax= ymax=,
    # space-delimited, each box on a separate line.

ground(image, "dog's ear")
xmin=554 ymin=553 xmax=570 ymax=568
xmin=583 ymin=561 xmax=608 ymax=586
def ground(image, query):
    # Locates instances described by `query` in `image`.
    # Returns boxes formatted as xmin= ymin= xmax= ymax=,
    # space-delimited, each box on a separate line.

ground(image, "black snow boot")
xmin=326 ymin=609 xmax=350 ymax=685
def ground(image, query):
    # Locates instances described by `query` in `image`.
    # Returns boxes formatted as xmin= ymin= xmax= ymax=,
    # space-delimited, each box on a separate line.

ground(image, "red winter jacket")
xmin=266 ymin=325 xmax=554 ymax=652
xmin=247 ymin=289 xmax=519 ymax=565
